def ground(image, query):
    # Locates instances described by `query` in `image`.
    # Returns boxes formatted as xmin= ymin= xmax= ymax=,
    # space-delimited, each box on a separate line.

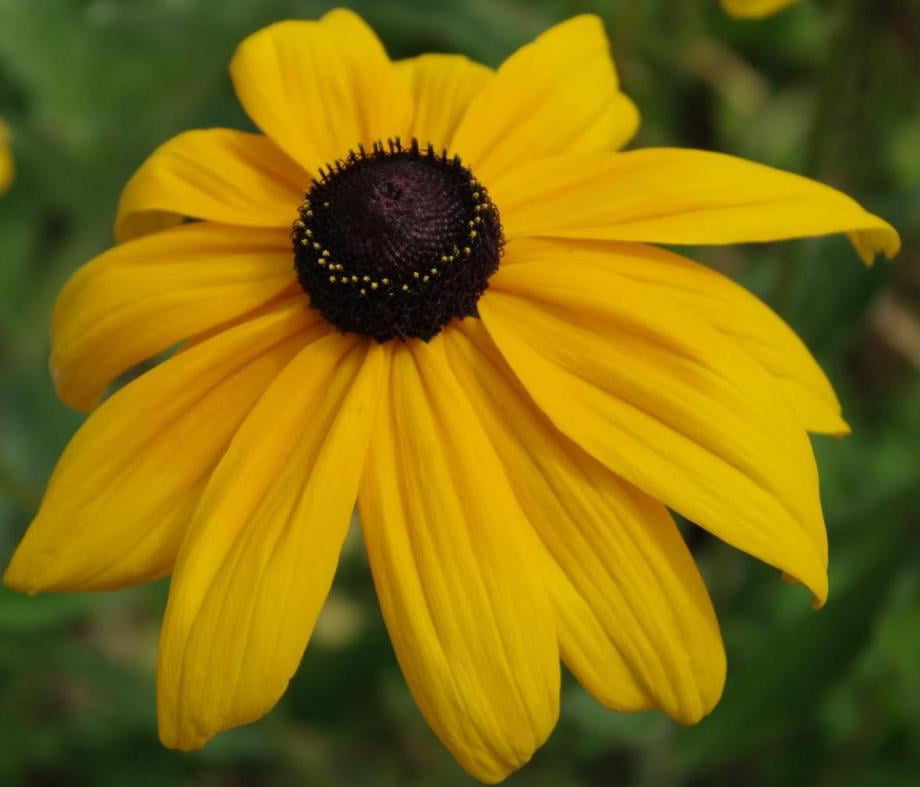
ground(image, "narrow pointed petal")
xmin=4 ymin=302 xmax=323 ymax=593
xmin=503 ymin=237 xmax=848 ymax=435
xmin=452 ymin=15 xmax=638 ymax=184
xmin=359 ymin=342 xmax=559 ymax=784
xmin=115 ymin=129 xmax=306 ymax=242
xmin=722 ymin=0 xmax=799 ymax=19
xmin=395 ymin=54 xmax=492 ymax=154
xmin=480 ymin=263 xmax=829 ymax=605
xmin=493 ymin=149 xmax=900 ymax=263
xmin=52 ymin=222 xmax=296 ymax=411
xmin=444 ymin=321 xmax=726 ymax=722
xmin=230 ymin=9 xmax=412 ymax=175
xmin=158 ymin=336 xmax=386 ymax=750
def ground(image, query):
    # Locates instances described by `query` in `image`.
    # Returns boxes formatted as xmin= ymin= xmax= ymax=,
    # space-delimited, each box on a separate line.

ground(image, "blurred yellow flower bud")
xmin=722 ymin=0 xmax=800 ymax=18
xmin=0 ymin=118 xmax=13 ymax=193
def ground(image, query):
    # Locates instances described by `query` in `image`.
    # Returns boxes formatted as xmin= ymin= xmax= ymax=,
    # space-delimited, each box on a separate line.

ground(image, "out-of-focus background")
xmin=1 ymin=0 xmax=919 ymax=785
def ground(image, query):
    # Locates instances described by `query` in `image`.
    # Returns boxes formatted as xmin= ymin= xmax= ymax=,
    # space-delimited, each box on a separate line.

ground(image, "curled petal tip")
xmin=850 ymin=222 xmax=901 ymax=265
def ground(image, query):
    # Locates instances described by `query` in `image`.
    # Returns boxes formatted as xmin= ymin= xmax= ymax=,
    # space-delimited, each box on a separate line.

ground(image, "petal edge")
xmin=494 ymin=149 xmax=900 ymax=264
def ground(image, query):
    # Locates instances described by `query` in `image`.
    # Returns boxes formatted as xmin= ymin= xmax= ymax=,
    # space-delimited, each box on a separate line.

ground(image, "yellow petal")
xmin=115 ymin=129 xmax=306 ymax=243
xmin=722 ymin=0 xmax=799 ymax=19
xmin=444 ymin=321 xmax=726 ymax=723
xmin=157 ymin=335 xmax=386 ymax=750
xmin=359 ymin=341 xmax=559 ymax=784
xmin=480 ymin=263 xmax=829 ymax=605
xmin=0 ymin=117 xmax=13 ymax=193
xmin=542 ymin=557 xmax=654 ymax=715
xmin=503 ymin=237 xmax=848 ymax=435
xmin=493 ymin=148 xmax=900 ymax=263
xmin=4 ymin=301 xmax=322 ymax=593
xmin=52 ymin=222 xmax=296 ymax=411
xmin=452 ymin=15 xmax=638 ymax=184
xmin=230 ymin=9 xmax=412 ymax=175
xmin=395 ymin=54 xmax=493 ymax=153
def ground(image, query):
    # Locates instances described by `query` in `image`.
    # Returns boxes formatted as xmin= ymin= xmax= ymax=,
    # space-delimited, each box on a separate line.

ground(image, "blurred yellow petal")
xmin=0 ymin=117 xmax=12 ymax=193
xmin=722 ymin=0 xmax=799 ymax=19
xmin=52 ymin=222 xmax=296 ymax=411
xmin=452 ymin=15 xmax=638 ymax=184
xmin=158 ymin=335 xmax=386 ymax=750
xmin=359 ymin=342 xmax=559 ymax=784
xmin=445 ymin=322 xmax=726 ymax=723
xmin=4 ymin=302 xmax=322 ymax=593
xmin=230 ymin=9 xmax=412 ymax=175
xmin=395 ymin=54 xmax=493 ymax=153
xmin=480 ymin=262 xmax=829 ymax=605
xmin=503 ymin=237 xmax=848 ymax=435
xmin=115 ymin=129 xmax=306 ymax=242
xmin=494 ymin=148 xmax=900 ymax=263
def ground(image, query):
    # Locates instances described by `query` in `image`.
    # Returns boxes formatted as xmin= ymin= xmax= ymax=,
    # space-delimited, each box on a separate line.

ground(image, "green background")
xmin=1 ymin=0 xmax=919 ymax=785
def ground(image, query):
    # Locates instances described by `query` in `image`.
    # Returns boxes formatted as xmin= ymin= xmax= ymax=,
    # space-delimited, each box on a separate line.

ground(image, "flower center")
xmin=292 ymin=139 xmax=503 ymax=342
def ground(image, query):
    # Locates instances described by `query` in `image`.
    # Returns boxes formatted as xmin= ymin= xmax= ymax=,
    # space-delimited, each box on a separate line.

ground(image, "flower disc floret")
xmin=293 ymin=138 xmax=503 ymax=341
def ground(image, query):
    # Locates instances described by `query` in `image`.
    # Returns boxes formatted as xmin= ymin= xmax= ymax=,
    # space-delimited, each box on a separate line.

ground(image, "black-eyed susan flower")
xmin=4 ymin=9 xmax=899 ymax=784
xmin=0 ymin=118 xmax=12 ymax=193
xmin=722 ymin=0 xmax=800 ymax=18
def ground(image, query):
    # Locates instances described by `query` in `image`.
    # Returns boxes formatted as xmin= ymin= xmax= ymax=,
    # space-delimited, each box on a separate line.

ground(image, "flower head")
xmin=4 ymin=10 xmax=899 ymax=784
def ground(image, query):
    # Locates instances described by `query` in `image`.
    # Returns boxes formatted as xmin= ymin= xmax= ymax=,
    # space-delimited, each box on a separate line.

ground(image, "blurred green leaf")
xmin=675 ymin=525 xmax=910 ymax=772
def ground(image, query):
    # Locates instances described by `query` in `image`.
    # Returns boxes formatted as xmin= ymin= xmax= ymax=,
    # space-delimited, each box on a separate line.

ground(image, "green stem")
xmin=776 ymin=0 xmax=872 ymax=312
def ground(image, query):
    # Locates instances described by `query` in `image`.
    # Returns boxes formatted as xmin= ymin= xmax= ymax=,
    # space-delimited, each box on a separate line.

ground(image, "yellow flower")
xmin=4 ymin=10 xmax=899 ymax=784
xmin=722 ymin=0 xmax=800 ymax=18
xmin=0 ymin=118 xmax=13 ymax=193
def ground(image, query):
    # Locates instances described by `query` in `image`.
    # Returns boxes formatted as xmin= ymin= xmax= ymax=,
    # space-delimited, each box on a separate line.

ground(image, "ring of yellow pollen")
xmin=292 ymin=138 xmax=503 ymax=342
